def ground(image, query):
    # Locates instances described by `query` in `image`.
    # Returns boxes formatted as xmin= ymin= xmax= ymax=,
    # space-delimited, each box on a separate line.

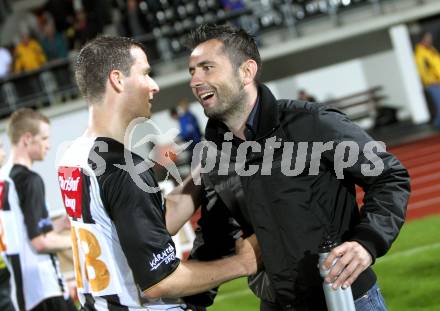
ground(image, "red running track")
xmin=357 ymin=134 xmax=440 ymax=221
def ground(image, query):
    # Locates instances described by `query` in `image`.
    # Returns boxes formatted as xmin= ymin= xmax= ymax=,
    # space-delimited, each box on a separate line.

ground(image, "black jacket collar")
xmin=205 ymin=84 xmax=280 ymax=145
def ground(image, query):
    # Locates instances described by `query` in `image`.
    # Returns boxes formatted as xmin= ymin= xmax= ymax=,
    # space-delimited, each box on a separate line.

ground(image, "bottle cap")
xmin=318 ymin=240 xmax=338 ymax=253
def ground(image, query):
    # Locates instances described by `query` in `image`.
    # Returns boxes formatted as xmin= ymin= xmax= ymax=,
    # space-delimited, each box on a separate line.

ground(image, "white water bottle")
xmin=318 ymin=240 xmax=356 ymax=311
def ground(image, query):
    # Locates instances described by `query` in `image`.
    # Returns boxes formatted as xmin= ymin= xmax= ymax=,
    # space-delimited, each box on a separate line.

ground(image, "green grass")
xmin=209 ymin=215 xmax=440 ymax=310
xmin=208 ymin=277 xmax=259 ymax=310
xmin=374 ymin=215 xmax=440 ymax=311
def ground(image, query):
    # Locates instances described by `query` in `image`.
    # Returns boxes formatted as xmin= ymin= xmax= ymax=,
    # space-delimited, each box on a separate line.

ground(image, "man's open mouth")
xmin=199 ymin=91 xmax=215 ymax=101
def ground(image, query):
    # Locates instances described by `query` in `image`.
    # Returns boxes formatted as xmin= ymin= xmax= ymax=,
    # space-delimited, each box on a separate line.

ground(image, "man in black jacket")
xmin=178 ymin=24 xmax=410 ymax=310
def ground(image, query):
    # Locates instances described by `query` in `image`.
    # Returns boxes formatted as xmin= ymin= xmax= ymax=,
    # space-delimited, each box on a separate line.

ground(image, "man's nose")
xmin=149 ymin=77 xmax=160 ymax=94
xmin=190 ymin=71 xmax=203 ymax=88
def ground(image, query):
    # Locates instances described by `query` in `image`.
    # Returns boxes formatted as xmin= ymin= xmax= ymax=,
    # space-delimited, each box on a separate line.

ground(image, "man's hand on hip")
xmin=322 ymin=241 xmax=372 ymax=289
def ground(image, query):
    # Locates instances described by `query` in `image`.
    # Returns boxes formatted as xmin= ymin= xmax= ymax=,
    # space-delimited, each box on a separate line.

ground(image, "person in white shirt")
xmin=0 ymin=47 xmax=12 ymax=78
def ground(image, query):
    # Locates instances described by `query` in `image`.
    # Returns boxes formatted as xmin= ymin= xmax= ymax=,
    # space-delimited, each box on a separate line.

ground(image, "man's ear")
xmin=20 ymin=132 xmax=33 ymax=147
xmin=240 ymin=59 xmax=258 ymax=86
xmin=109 ymin=70 xmax=124 ymax=92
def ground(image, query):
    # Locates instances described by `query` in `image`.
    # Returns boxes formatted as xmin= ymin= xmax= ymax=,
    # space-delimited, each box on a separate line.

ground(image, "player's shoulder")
xmin=11 ymin=164 xmax=42 ymax=184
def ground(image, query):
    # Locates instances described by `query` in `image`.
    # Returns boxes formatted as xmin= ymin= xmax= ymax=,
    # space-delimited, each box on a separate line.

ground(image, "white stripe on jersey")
xmin=80 ymin=295 xmax=186 ymax=311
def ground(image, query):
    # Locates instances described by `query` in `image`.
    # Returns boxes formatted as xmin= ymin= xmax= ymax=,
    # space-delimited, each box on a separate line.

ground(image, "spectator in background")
xmin=171 ymin=99 xmax=202 ymax=154
xmin=44 ymin=0 xmax=76 ymax=49
xmin=13 ymin=29 xmax=47 ymax=73
xmin=73 ymin=3 xmax=107 ymax=50
xmin=220 ymin=0 xmax=246 ymax=11
xmin=415 ymin=31 xmax=440 ymax=128
xmin=33 ymin=8 xmax=55 ymax=42
xmin=72 ymin=9 xmax=89 ymax=49
xmin=40 ymin=20 xmax=69 ymax=60
xmin=220 ymin=0 xmax=261 ymax=45
xmin=298 ymin=88 xmax=317 ymax=102
xmin=44 ymin=0 xmax=75 ymax=35
xmin=0 ymin=46 xmax=12 ymax=78
xmin=119 ymin=0 xmax=149 ymax=38
xmin=81 ymin=0 xmax=111 ymax=38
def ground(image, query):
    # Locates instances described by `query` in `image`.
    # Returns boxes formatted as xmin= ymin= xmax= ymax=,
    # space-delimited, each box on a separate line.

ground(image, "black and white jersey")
xmin=0 ymin=165 xmax=66 ymax=311
xmin=57 ymin=136 xmax=184 ymax=311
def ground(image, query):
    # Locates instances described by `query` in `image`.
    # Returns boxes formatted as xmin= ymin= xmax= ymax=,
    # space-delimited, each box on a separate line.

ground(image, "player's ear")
xmin=109 ymin=70 xmax=124 ymax=93
xmin=20 ymin=132 xmax=33 ymax=148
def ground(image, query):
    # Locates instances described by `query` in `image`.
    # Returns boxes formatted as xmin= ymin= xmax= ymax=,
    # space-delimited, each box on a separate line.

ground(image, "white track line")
xmin=378 ymin=242 xmax=440 ymax=263
xmin=408 ymin=197 xmax=440 ymax=209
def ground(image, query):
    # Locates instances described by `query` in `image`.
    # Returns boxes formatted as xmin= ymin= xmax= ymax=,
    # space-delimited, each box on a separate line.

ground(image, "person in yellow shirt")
xmin=415 ymin=32 xmax=440 ymax=128
xmin=13 ymin=31 xmax=47 ymax=73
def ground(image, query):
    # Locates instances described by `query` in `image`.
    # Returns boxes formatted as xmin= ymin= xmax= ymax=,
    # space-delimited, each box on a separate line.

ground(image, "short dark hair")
xmin=75 ymin=36 xmax=147 ymax=104
xmin=186 ymin=24 xmax=262 ymax=81
xmin=8 ymin=108 xmax=50 ymax=145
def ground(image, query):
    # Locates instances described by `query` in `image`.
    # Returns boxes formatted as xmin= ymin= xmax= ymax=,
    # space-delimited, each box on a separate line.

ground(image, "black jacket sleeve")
xmin=317 ymin=108 xmax=410 ymax=261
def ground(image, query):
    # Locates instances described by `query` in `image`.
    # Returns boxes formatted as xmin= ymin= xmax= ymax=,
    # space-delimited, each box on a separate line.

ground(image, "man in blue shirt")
xmin=171 ymin=100 xmax=202 ymax=157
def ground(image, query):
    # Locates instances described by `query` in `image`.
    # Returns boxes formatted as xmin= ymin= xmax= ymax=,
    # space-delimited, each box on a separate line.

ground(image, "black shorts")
xmin=31 ymin=296 xmax=77 ymax=311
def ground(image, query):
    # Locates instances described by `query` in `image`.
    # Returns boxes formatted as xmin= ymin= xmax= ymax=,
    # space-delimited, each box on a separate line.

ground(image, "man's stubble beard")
xmin=204 ymin=79 xmax=248 ymax=122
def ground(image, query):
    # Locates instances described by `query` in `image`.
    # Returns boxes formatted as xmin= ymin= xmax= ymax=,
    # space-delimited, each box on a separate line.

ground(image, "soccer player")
xmin=0 ymin=108 xmax=76 ymax=311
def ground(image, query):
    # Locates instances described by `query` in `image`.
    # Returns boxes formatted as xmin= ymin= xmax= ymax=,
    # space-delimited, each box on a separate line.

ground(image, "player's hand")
xmin=322 ymin=241 xmax=372 ymax=289
xmin=235 ymin=234 xmax=261 ymax=276
xmin=52 ymin=214 xmax=71 ymax=233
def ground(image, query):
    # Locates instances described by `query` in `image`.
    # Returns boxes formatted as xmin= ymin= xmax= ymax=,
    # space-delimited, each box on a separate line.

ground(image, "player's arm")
xmin=108 ymin=169 xmax=259 ymax=299
xmin=19 ymin=173 xmax=72 ymax=253
xmin=165 ymin=165 xmax=202 ymax=235
xmin=143 ymin=235 xmax=260 ymax=299
xmin=31 ymin=231 xmax=72 ymax=253
xmin=51 ymin=214 xmax=71 ymax=233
